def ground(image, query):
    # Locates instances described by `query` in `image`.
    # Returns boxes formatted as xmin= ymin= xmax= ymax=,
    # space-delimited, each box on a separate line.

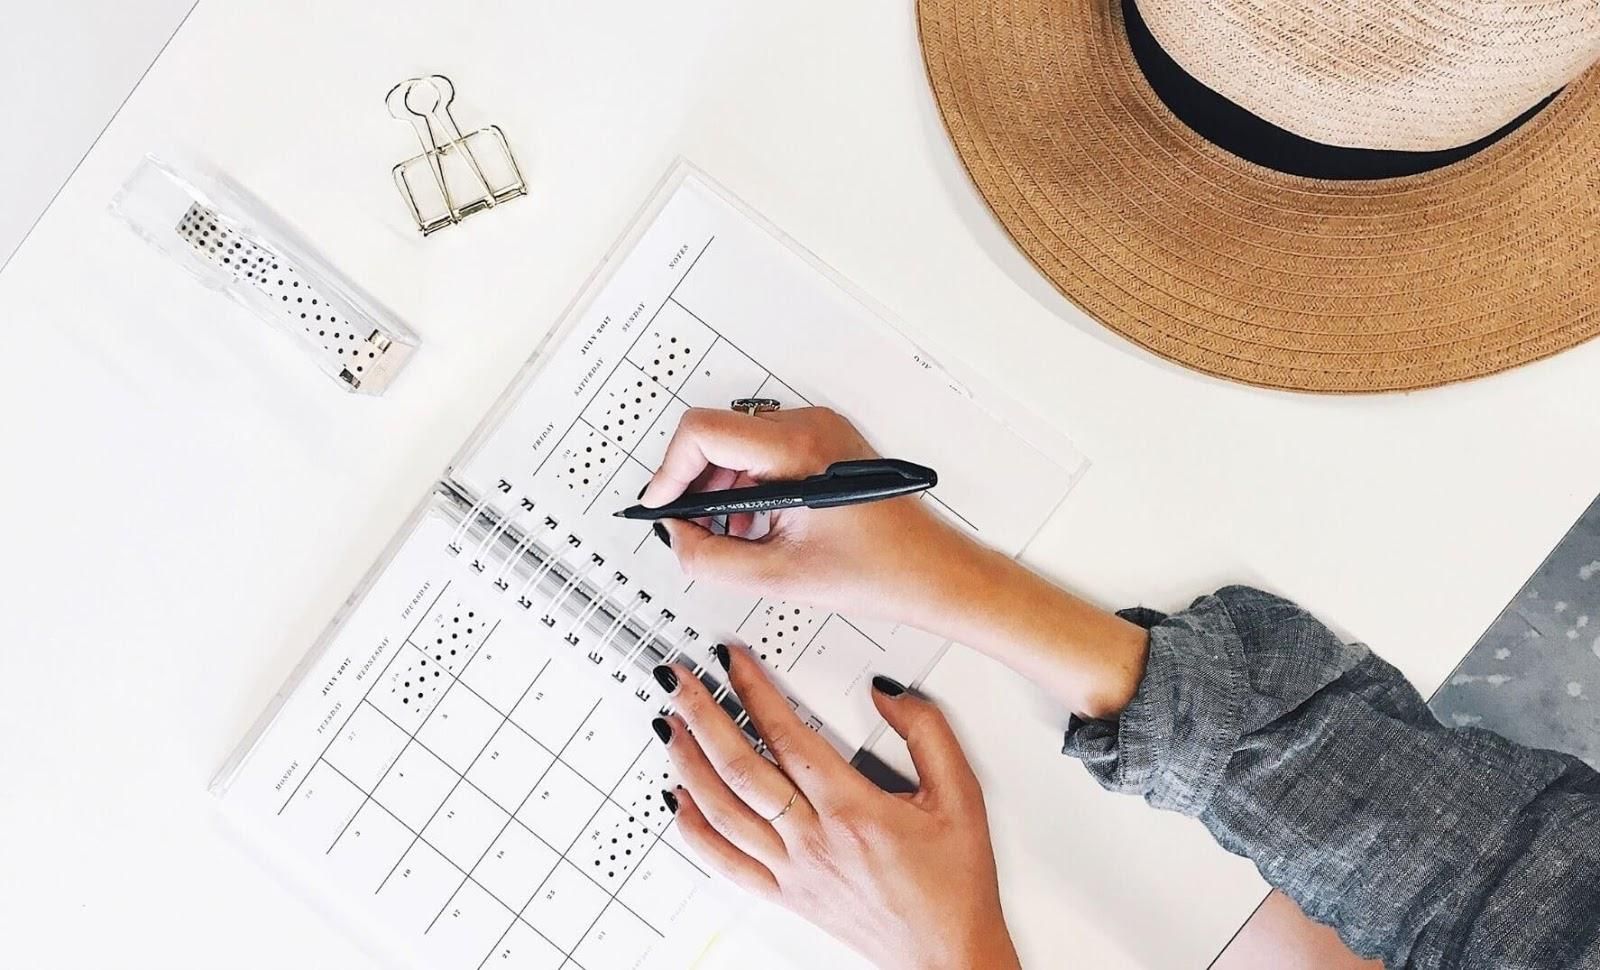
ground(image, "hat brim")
xmin=918 ymin=0 xmax=1600 ymax=392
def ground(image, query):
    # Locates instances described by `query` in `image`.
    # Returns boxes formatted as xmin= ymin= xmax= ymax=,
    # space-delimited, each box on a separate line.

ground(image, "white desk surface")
xmin=3 ymin=2 xmax=1598 ymax=967
xmin=0 ymin=0 xmax=194 ymax=268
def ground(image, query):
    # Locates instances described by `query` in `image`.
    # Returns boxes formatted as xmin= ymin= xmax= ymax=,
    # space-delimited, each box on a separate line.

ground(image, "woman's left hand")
xmin=650 ymin=646 xmax=1020 ymax=970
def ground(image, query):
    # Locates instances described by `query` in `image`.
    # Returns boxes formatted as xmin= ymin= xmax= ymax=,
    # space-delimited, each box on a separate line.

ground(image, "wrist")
xmin=934 ymin=919 xmax=1021 ymax=970
xmin=918 ymin=541 xmax=1149 ymax=721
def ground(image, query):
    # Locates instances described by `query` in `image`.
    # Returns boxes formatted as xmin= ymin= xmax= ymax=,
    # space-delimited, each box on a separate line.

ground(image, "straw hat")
xmin=917 ymin=0 xmax=1600 ymax=392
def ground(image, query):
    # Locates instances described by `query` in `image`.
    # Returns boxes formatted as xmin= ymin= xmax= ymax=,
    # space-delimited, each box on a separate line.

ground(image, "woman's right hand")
xmin=639 ymin=407 xmax=1000 ymax=630
xmin=642 ymin=406 xmax=1152 ymax=720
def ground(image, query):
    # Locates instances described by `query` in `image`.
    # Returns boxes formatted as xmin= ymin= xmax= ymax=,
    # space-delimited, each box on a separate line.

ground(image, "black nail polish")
xmin=713 ymin=643 xmax=731 ymax=671
xmin=653 ymin=522 xmax=671 ymax=548
xmin=637 ymin=484 xmax=648 ymax=500
xmin=661 ymin=788 xmax=679 ymax=814
xmin=651 ymin=716 xmax=672 ymax=744
xmin=871 ymin=675 xmax=906 ymax=697
xmin=653 ymin=664 xmax=679 ymax=692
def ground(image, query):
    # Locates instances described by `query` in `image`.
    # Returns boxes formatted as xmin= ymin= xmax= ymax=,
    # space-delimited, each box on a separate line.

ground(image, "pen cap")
xmin=824 ymin=458 xmax=939 ymax=486
xmin=800 ymin=458 xmax=939 ymax=508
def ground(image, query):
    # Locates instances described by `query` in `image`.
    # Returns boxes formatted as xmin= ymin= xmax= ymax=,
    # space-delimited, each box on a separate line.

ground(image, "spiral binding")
xmin=438 ymin=483 xmax=754 ymax=737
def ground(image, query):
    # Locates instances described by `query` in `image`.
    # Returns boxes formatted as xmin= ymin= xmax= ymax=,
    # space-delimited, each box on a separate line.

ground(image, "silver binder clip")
xmin=386 ymin=74 xmax=527 ymax=235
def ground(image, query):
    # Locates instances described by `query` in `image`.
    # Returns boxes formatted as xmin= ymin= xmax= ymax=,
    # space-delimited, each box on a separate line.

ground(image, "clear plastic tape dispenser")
xmin=111 ymin=155 xmax=419 ymax=394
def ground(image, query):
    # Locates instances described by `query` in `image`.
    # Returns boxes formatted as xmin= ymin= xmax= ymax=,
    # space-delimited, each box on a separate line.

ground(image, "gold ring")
xmin=764 ymin=788 xmax=801 ymax=824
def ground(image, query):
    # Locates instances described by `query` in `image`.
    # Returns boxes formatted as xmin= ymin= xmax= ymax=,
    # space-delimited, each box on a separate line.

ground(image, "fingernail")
xmin=871 ymin=675 xmax=906 ymax=697
xmin=661 ymin=788 xmax=679 ymax=814
xmin=653 ymin=522 xmax=671 ymax=548
xmin=637 ymin=484 xmax=648 ymax=500
xmin=653 ymin=664 xmax=679 ymax=693
xmin=713 ymin=643 xmax=731 ymax=671
xmin=651 ymin=716 xmax=673 ymax=744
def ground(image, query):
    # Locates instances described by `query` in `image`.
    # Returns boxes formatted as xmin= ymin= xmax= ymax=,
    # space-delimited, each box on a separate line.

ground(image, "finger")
xmin=689 ymin=463 xmax=738 ymax=495
xmin=642 ymin=409 xmax=820 ymax=507
xmin=725 ymin=511 xmax=757 ymax=539
xmin=668 ymin=787 xmax=779 ymax=899
xmin=720 ymin=644 xmax=866 ymax=805
xmin=661 ymin=520 xmax=787 ymax=589
xmin=684 ymin=464 xmax=737 ymax=532
xmin=724 ymin=471 xmax=762 ymax=538
xmin=870 ymin=677 xmax=982 ymax=810
xmin=661 ymin=662 xmax=807 ymax=824
xmin=655 ymin=712 xmax=786 ymax=864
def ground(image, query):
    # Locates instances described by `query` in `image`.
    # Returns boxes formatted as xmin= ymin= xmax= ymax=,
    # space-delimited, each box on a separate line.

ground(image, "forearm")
xmin=922 ymin=540 xmax=1150 ymax=720
xmin=1064 ymin=586 xmax=1600 ymax=967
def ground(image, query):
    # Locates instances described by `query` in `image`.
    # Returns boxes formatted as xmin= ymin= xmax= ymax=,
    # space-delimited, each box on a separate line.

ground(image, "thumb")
xmin=661 ymin=519 xmax=785 ymax=590
xmin=870 ymin=677 xmax=981 ymax=808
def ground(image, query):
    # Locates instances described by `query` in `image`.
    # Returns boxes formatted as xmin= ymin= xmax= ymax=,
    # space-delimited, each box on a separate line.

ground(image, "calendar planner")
xmin=213 ymin=164 xmax=1087 ymax=970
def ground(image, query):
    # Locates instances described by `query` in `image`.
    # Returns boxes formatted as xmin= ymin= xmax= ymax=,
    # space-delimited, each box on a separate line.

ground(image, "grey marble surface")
xmin=1432 ymin=494 xmax=1600 ymax=770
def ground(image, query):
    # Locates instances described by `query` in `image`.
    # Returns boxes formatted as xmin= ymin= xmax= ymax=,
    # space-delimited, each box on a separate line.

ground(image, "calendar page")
xmin=216 ymin=164 xmax=1089 ymax=970
xmin=217 ymin=496 xmax=727 ymax=970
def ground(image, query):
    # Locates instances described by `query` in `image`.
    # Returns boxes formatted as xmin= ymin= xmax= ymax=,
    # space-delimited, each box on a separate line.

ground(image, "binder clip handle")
xmin=387 ymin=74 xmax=527 ymax=235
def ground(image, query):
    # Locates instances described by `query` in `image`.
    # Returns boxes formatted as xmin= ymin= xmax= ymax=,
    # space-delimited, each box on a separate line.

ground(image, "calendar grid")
xmin=573 ymin=331 xmax=735 ymax=520
xmin=570 ymin=287 xmax=810 ymax=521
xmin=663 ymin=295 xmax=804 ymax=405
xmin=423 ymin=665 xmax=547 ymax=932
xmin=495 ymin=704 xmax=633 ymax=967
xmin=467 ymin=715 xmax=662 ymax=970
xmin=298 ymin=586 xmax=703 ymax=970
xmin=350 ymin=641 xmax=707 ymax=892
xmin=347 ymin=690 xmax=676 ymax=943
xmin=555 ymin=834 xmax=673 ymax=969
xmin=311 ymin=756 xmax=573 ymax=959
xmin=528 ymin=237 xmax=714 ymax=486
xmin=352 ymin=627 xmax=698 ymax=921
xmin=354 ymin=694 xmax=632 ymax=904
xmin=369 ymin=621 xmax=500 ymax=881
xmin=277 ymin=581 xmax=453 ymax=815
xmin=531 ymin=743 xmax=672 ymax=970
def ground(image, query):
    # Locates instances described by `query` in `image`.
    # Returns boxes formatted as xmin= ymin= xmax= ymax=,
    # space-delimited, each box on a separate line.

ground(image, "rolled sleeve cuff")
xmin=1064 ymin=594 xmax=1248 ymax=814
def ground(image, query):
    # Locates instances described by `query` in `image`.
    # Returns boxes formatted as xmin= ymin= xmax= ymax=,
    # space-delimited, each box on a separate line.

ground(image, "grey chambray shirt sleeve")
xmin=1064 ymin=585 xmax=1600 ymax=969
